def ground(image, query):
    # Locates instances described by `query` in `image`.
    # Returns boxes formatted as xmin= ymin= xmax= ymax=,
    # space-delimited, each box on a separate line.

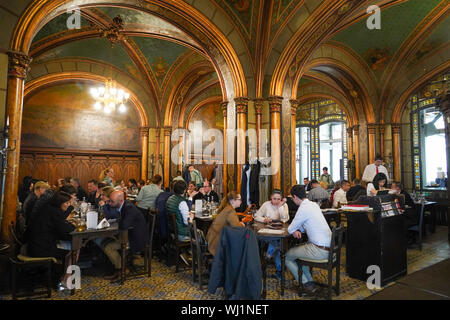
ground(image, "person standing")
xmin=362 ymin=155 xmax=389 ymax=183
xmin=188 ymin=165 xmax=203 ymax=188
xmin=319 ymin=167 xmax=334 ymax=189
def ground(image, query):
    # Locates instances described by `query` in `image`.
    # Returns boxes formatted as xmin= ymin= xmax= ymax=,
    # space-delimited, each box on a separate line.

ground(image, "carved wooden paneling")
xmin=19 ymin=149 xmax=141 ymax=190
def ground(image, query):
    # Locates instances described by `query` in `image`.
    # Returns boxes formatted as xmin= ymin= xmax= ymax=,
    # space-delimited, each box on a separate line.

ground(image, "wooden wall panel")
xmin=19 ymin=149 xmax=141 ymax=190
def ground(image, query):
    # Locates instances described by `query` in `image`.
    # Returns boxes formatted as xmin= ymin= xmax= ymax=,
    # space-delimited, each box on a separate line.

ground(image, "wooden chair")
xmin=9 ymin=223 xmax=57 ymax=300
xmin=408 ymin=201 xmax=425 ymax=250
xmin=144 ymin=208 xmax=158 ymax=277
xmin=166 ymin=211 xmax=191 ymax=272
xmin=188 ymin=220 xmax=213 ymax=290
xmin=296 ymin=224 xmax=344 ymax=300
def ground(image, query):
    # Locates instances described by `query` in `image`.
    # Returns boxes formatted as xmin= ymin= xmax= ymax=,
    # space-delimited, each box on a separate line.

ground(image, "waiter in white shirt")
xmin=362 ymin=155 xmax=389 ymax=183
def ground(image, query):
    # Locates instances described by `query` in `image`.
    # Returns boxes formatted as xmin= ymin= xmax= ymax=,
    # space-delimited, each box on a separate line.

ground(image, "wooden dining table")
xmin=69 ymin=222 xmax=128 ymax=294
xmin=249 ymin=221 xmax=291 ymax=299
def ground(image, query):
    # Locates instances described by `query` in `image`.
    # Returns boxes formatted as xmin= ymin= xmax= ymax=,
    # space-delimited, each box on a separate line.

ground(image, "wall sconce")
xmin=1 ymin=118 xmax=17 ymax=156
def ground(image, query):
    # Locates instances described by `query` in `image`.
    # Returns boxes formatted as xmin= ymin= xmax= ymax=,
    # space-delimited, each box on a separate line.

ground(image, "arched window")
xmin=295 ymin=99 xmax=348 ymax=185
xmin=409 ymin=74 xmax=449 ymax=190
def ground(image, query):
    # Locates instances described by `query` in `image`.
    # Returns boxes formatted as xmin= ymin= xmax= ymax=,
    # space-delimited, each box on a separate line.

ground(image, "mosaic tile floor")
xmin=2 ymin=226 xmax=449 ymax=300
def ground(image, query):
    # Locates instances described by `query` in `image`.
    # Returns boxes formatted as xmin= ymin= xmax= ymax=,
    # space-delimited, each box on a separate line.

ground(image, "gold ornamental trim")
xmin=7 ymin=51 xmax=32 ymax=79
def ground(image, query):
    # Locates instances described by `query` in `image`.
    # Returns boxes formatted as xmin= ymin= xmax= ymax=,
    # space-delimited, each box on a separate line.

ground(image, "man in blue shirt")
xmin=286 ymin=185 xmax=332 ymax=293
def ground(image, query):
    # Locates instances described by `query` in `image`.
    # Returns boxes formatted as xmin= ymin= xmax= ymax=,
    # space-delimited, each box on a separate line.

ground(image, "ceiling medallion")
xmin=100 ymin=15 xmax=125 ymax=45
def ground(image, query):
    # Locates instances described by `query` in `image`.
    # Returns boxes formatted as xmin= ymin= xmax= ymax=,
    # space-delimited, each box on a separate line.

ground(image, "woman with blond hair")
xmin=99 ymin=168 xmax=115 ymax=186
xmin=206 ymin=191 xmax=245 ymax=256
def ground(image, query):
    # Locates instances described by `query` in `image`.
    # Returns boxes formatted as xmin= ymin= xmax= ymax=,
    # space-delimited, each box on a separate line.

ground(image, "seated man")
xmin=346 ymin=178 xmax=366 ymax=202
xmin=136 ymin=174 xmax=163 ymax=218
xmin=307 ymin=180 xmax=330 ymax=202
xmin=193 ymin=180 xmax=220 ymax=203
xmin=70 ymin=178 xmax=88 ymax=201
xmin=286 ymin=185 xmax=332 ymax=293
xmin=332 ymin=180 xmax=350 ymax=208
xmin=23 ymin=181 xmax=51 ymax=225
xmin=303 ymin=177 xmax=312 ymax=192
xmin=166 ymin=180 xmax=194 ymax=241
xmin=103 ymin=191 xmax=149 ymax=282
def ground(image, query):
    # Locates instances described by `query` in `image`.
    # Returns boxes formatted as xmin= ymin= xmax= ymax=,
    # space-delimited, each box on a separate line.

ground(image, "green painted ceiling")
xmin=33 ymin=37 xmax=137 ymax=78
xmin=97 ymin=6 xmax=182 ymax=33
xmin=33 ymin=13 xmax=90 ymax=43
xmin=332 ymin=0 xmax=443 ymax=73
xmin=132 ymin=36 xmax=188 ymax=78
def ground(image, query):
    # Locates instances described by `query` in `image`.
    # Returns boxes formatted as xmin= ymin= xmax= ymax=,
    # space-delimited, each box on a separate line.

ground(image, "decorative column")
xmin=235 ymin=97 xmax=248 ymax=193
xmin=392 ymin=124 xmax=401 ymax=182
xmin=379 ymin=125 xmax=385 ymax=158
xmin=436 ymin=91 xmax=450 ymax=242
xmin=178 ymin=127 xmax=184 ymax=172
xmin=367 ymin=123 xmax=377 ymax=164
xmin=1 ymin=51 xmax=32 ymax=243
xmin=221 ymin=101 xmax=228 ymax=195
xmin=155 ymin=128 xmax=161 ymax=167
xmin=347 ymin=126 xmax=353 ymax=180
xmin=163 ymin=126 xmax=172 ymax=188
xmin=353 ymin=125 xmax=361 ymax=179
xmin=254 ymin=98 xmax=263 ymax=158
xmin=290 ymin=99 xmax=299 ymax=185
xmin=268 ymin=96 xmax=282 ymax=191
xmin=139 ymin=126 xmax=149 ymax=181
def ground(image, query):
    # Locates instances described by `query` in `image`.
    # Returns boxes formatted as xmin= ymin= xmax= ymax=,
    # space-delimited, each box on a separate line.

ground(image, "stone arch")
xmin=24 ymin=71 xmax=149 ymax=127
xmin=9 ymin=0 xmax=247 ymax=101
xmin=391 ymin=62 xmax=450 ymax=123
xmin=299 ymin=58 xmax=375 ymax=124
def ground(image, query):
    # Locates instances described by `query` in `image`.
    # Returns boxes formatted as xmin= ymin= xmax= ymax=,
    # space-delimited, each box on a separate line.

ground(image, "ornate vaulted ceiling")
xmin=3 ymin=0 xmax=447 ymax=128
xmin=27 ymin=5 xmax=220 ymax=128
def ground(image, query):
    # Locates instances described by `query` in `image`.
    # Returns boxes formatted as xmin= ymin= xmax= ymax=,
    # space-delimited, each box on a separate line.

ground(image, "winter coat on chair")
xmin=207 ymin=226 xmax=262 ymax=300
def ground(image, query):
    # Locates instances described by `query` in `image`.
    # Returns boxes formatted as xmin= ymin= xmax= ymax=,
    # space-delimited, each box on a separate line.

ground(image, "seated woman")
xmin=27 ymin=191 xmax=76 ymax=286
xmin=367 ymin=172 xmax=388 ymax=196
xmin=206 ymin=191 xmax=244 ymax=256
xmin=254 ymin=189 xmax=289 ymax=281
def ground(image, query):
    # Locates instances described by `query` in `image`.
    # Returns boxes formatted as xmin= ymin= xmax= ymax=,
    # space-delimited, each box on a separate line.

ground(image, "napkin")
xmin=257 ymin=228 xmax=285 ymax=235
xmin=87 ymin=211 xmax=98 ymax=229
xmin=97 ymin=218 xmax=110 ymax=229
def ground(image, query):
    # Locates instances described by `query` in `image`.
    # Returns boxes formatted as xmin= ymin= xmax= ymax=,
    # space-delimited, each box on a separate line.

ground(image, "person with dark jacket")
xmin=208 ymin=226 xmax=262 ymax=299
xmin=70 ymin=178 xmax=88 ymax=201
xmin=346 ymin=178 xmax=366 ymax=202
xmin=103 ymin=190 xmax=149 ymax=282
xmin=23 ymin=181 xmax=51 ymax=225
xmin=27 ymin=191 xmax=76 ymax=286
xmin=193 ymin=180 xmax=220 ymax=203
xmin=18 ymin=176 xmax=33 ymax=204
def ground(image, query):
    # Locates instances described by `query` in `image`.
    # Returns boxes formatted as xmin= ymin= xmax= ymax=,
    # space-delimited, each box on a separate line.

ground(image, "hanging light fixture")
xmin=90 ymin=79 xmax=129 ymax=114
xmin=90 ymin=15 xmax=129 ymax=114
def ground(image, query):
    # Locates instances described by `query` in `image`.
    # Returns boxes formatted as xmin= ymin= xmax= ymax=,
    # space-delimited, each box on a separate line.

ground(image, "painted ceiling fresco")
xmin=22 ymin=82 xmax=140 ymax=151
xmin=332 ymin=0 xmax=443 ymax=76
xmin=32 ymin=37 xmax=138 ymax=79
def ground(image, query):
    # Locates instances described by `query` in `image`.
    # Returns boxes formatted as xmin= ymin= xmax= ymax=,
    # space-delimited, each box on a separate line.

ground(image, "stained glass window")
xmin=296 ymin=99 xmax=348 ymax=185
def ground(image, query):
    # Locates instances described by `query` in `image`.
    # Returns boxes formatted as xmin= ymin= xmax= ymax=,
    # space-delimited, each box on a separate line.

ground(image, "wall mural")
xmin=22 ymin=81 xmax=140 ymax=151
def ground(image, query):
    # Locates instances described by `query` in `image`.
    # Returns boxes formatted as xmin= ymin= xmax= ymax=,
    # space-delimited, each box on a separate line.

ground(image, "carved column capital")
xmin=367 ymin=123 xmax=377 ymax=134
xmin=163 ymin=126 xmax=172 ymax=136
xmin=221 ymin=101 xmax=228 ymax=117
xmin=353 ymin=124 xmax=360 ymax=134
xmin=234 ymin=97 xmax=249 ymax=114
xmin=139 ymin=126 xmax=150 ymax=137
xmin=347 ymin=126 xmax=353 ymax=137
xmin=7 ymin=51 xmax=32 ymax=79
xmin=254 ymin=98 xmax=264 ymax=115
xmin=290 ymin=99 xmax=299 ymax=115
xmin=392 ymin=124 xmax=401 ymax=134
xmin=268 ymin=96 xmax=283 ymax=113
